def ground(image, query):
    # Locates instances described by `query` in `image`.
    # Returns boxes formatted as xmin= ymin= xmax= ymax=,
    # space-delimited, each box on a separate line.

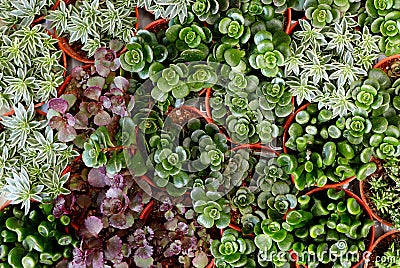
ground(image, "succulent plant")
xmin=285 ymin=188 xmax=374 ymax=268
xmin=249 ymin=30 xmax=291 ymax=77
xmin=280 ymin=104 xmax=377 ymax=189
xmin=343 ymin=109 xmax=373 ymax=145
xmin=192 ymin=0 xmax=229 ymax=24
xmin=369 ymin=10 xmax=400 ymax=56
xmin=226 ymin=115 xmax=257 ymax=143
xmin=48 ymin=49 xmax=133 ymax=145
xmin=193 ymin=198 xmax=230 ymax=229
xmin=0 ymin=203 xmax=76 ymax=267
xmin=258 ymin=78 xmax=294 ymax=121
xmin=120 ymin=30 xmax=168 ymax=79
xmin=149 ymin=63 xmax=188 ymax=102
xmin=165 ymin=14 xmax=212 ymax=62
xmin=369 ymin=131 xmax=400 ymax=160
xmin=211 ymin=229 xmax=256 ymax=267
xmin=254 ymin=219 xmax=294 ymax=268
xmin=217 ymin=9 xmax=251 ymax=46
xmin=304 ymin=0 xmax=344 ymax=28
xmin=366 ymin=0 xmax=400 ymax=17
xmin=254 ymin=158 xmax=285 ymax=190
xmin=151 ymin=137 xmax=190 ymax=193
xmin=232 ymin=187 xmax=256 ymax=214
xmin=0 ymin=0 xmax=57 ymax=27
xmin=256 ymin=121 xmax=280 ymax=143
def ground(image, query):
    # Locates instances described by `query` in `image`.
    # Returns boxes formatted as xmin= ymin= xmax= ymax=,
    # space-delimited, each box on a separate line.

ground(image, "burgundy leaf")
xmin=49 ymin=116 xmax=65 ymax=130
xmin=112 ymin=76 xmax=129 ymax=92
xmin=49 ymin=98 xmax=68 ymax=114
xmin=58 ymin=126 xmax=77 ymax=142
xmin=84 ymin=86 xmax=102 ymax=101
xmin=65 ymin=113 xmax=76 ymax=126
xmin=74 ymin=112 xmax=89 ymax=129
xmin=110 ymin=58 xmax=121 ymax=71
xmin=87 ymin=102 xmax=101 ymax=115
xmin=87 ymin=77 xmax=105 ymax=88
xmin=88 ymin=167 xmax=107 ymax=188
xmin=135 ymin=245 xmax=153 ymax=259
xmin=84 ymin=216 xmax=103 ymax=236
xmin=109 ymin=213 xmax=127 ymax=228
xmin=100 ymin=96 xmax=111 ymax=109
xmin=105 ymin=235 xmax=122 ymax=260
xmin=77 ymin=194 xmax=92 ymax=209
xmin=94 ymin=48 xmax=109 ymax=60
xmin=79 ymin=102 xmax=90 ymax=115
xmin=109 ymin=87 xmax=124 ymax=96
xmin=94 ymin=110 xmax=112 ymax=126
xmin=91 ymin=250 xmax=104 ymax=268
xmin=96 ymin=63 xmax=111 ymax=78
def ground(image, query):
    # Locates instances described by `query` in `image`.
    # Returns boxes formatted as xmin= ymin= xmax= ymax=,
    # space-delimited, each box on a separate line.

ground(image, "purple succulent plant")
xmin=94 ymin=48 xmax=121 ymax=78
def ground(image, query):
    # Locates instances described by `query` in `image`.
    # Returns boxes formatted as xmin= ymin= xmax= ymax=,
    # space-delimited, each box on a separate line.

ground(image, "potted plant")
xmin=46 ymin=0 xmax=139 ymax=63
xmin=364 ymin=230 xmax=400 ymax=268
xmin=132 ymin=197 xmax=217 ymax=268
xmin=359 ymin=158 xmax=400 ymax=228
xmin=0 ymin=202 xmax=77 ymax=267
xmin=285 ymin=187 xmax=375 ymax=268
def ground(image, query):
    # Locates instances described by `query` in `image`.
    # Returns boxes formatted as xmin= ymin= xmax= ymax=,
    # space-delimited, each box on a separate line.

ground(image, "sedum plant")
xmin=192 ymin=0 xmax=230 ymax=24
xmin=0 ymin=0 xmax=57 ymax=27
xmin=120 ymin=30 xmax=168 ymax=79
xmin=144 ymin=119 xmax=232 ymax=197
xmin=279 ymin=103 xmax=377 ymax=190
xmin=216 ymin=9 xmax=251 ymax=46
xmin=209 ymin=67 xmax=286 ymax=144
xmin=304 ymin=0 xmax=342 ymax=28
xmin=365 ymin=0 xmax=400 ymax=56
xmin=255 ymin=158 xmax=298 ymax=220
xmin=254 ymin=219 xmax=294 ymax=268
xmin=149 ymin=62 xmax=217 ymax=103
xmin=285 ymin=188 xmax=374 ymax=268
xmin=249 ymin=30 xmax=291 ymax=77
xmin=46 ymin=0 xmax=137 ymax=57
xmin=211 ymin=229 xmax=256 ymax=267
xmin=0 ymin=203 xmax=77 ymax=267
xmin=164 ymin=13 xmax=213 ymax=62
xmin=47 ymin=47 xmax=134 ymax=145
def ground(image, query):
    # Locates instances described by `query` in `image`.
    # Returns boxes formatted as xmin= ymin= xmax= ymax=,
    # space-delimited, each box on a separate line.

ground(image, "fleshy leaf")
xmin=88 ymin=167 xmax=107 ymax=188
xmin=105 ymin=235 xmax=122 ymax=260
xmin=84 ymin=216 xmax=103 ymax=236
xmin=49 ymin=98 xmax=68 ymax=114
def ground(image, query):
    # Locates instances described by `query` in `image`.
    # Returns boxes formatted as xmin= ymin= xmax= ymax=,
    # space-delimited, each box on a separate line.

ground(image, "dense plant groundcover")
xmin=1 ymin=0 xmax=400 ymax=267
